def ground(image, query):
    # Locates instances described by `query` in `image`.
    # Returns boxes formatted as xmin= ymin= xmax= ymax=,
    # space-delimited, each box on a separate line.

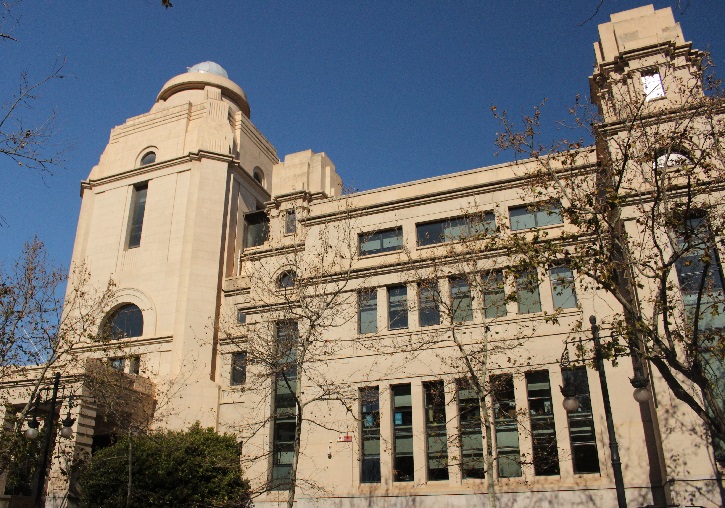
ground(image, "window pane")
xmin=393 ymin=384 xmax=414 ymax=482
xmin=358 ymin=290 xmax=378 ymax=334
xmin=457 ymin=382 xmax=485 ymax=479
xmin=361 ymin=387 xmax=381 ymax=483
xmin=510 ymin=203 xmax=562 ymax=230
xmin=272 ymin=321 xmax=298 ymax=491
xmin=128 ymin=184 xmax=147 ymax=249
xmin=516 ymin=271 xmax=541 ymax=314
xmin=483 ymin=271 xmax=507 ymax=319
xmin=359 ymin=228 xmax=403 ymax=256
xmin=535 ymin=202 xmax=563 ymax=227
xmin=245 ymin=211 xmax=269 ymax=248
xmin=285 ymin=209 xmax=296 ymax=235
xmin=388 ymin=286 xmax=408 ymax=330
xmin=492 ymin=374 xmax=521 ymax=478
xmin=562 ymin=367 xmax=600 ymax=474
xmin=231 ymin=352 xmax=247 ymax=386
xmin=107 ymin=304 xmax=144 ymax=339
xmin=526 ymin=371 xmax=560 ymax=476
xmin=550 ymin=266 xmax=577 ymax=309
xmin=416 ymin=214 xmax=494 ymax=246
xmin=419 ymin=283 xmax=441 ymax=327
xmin=642 ymin=73 xmax=665 ymax=100
xmin=450 ymin=278 xmax=473 ymax=323
xmin=424 ymin=381 xmax=448 ymax=481
xmin=509 ymin=206 xmax=535 ymax=231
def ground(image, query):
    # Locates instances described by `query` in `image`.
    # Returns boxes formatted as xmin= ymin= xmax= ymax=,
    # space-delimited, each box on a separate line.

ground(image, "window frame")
xmin=416 ymin=213 xmax=495 ymax=247
xmin=358 ymin=228 xmax=403 ymax=257
xmin=244 ymin=210 xmax=269 ymax=249
xmin=549 ymin=265 xmax=578 ymax=310
xmin=387 ymin=285 xmax=409 ymax=330
xmin=509 ymin=202 xmax=563 ymax=231
xmin=127 ymin=183 xmax=148 ymax=249
xmin=358 ymin=289 xmax=378 ymax=335
xmin=230 ymin=351 xmax=247 ymax=386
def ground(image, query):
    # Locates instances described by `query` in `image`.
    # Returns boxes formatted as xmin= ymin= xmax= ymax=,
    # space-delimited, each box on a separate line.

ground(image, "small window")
xmin=358 ymin=290 xmax=378 ymax=334
xmin=359 ymin=228 xmax=403 ymax=256
xmin=550 ymin=266 xmax=577 ymax=309
xmin=128 ymin=356 xmax=141 ymax=375
xmin=285 ymin=209 xmax=297 ymax=235
xmin=278 ymin=270 xmax=296 ymax=289
xmin=140 ymin=151 xmax=156 ymax=166
xmin=516 ymin=270 xmax=541 ymax=314
xmin=244 ymin=211 xmax=269 ymax=248
xmin=450 ymin=278 xmax=473 ymax=323
xmin=253 ymin=168 xmax=265 ymax=186
xmin=388 ymin=285 xmax=408 ymax=330
xmin=642 ymin=72 xmax=665 ymax=101
xmin=104 ymin=304 xmax=144 ymax=340
xmin=236 ymin=309 xmax=247 ymax=324
xmin=482 ymin=271 xmax=507 ymax=319
xmin=231 ymin=352 xmax=247 ymax=386
xmin=654 ymin=151 xmax=692 ymax=169
xmin=418 ymin=282 xmax=441 ymax=327
xmin=509 ymin=202 xmax=562 ymax=231
xmin=109 ymin=357 xmax=125 ymax=371
xmin=128 ymin=183 xmax=148 ymax=249
xmin=416 ymin=213 xmax=495 ymax=247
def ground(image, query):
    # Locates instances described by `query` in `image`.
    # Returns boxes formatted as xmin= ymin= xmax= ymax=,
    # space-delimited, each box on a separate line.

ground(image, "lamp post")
xmin=24 ymin=372 xmax=76 ymax=508
xmin=560 ymin=316 xmax=627 ymax=508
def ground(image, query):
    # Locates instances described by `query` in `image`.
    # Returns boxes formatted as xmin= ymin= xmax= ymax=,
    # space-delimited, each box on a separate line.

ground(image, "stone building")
xmin=3 ymin=5 xmax=723 ymax=507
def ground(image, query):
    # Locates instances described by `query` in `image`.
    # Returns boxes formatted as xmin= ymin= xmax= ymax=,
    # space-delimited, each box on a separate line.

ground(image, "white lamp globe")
xmin=25 ymin=426 xmax=39 ymax=439
xmin=562 ymin=396 xmax=580 ymax=412
xmin=633 ymin=386 xmax=651 ymax=403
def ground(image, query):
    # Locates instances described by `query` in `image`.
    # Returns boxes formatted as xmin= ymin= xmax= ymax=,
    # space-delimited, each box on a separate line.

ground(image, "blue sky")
xmin=1 ymin=1 xmax=724 ymax=271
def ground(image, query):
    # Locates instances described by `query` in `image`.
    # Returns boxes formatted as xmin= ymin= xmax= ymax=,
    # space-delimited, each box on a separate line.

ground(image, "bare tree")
xmin=492 ymin=53 xmax=725 ymax=460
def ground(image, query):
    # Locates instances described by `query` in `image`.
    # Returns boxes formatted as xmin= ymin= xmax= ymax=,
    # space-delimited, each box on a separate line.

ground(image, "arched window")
xmin=104 ymin=304 xmax=144 ymax=339
xmin=140 ymin=151 xmax=156 ymax=166
xmin=654 ymin=150 xmax=692 ymax=169
xmin=278 ymin=270 xmax=297 ymax=289
xmin=253 ymin=168 xmax=265 ymax=186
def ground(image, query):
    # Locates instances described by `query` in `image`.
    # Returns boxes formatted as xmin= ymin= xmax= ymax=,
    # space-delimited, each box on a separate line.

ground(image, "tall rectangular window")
xmin=550 ymin=266 xmax=578 ymax=309
xmin=562 ymin=367 xmax=600 ymax=474
xmin=244 ymin=211 xmax=269 ymax=248
xmin=358 ymin=290 xmax=378 ymax=334
xmin=450 ymin=278 xmax=473 ymax=323
xmin=360 ymin=387 xmax=381 ymax=483
xmin=509 ymin=202 xmax=562 ymax=231
xmin=516 ymin=270 xmax=541 ymax=314
xmin=418 ymin=282 xmax=441 ymax=327
xmin=388 ymin=286 xmax=408 ymax=330
xmin=359 ymin=228 xmax=403 ymax=256
xmin=416 ymin=213 xmax=495 ymax=246
xmin=457 ymin=380 xmax=485 ymax=479
xmin=491 ymin=374 xmax=521 ymax=478
xmin=424 ymin=381 xmax=448 ymax=480
xmin=526 ymin=371 xmax=560 ymax=476
xmin=271 ymin=321 xmax=298 ymax=490
xmin=230 ymin=352 xmax=247 ymax=386
xmin=284 ymin=209 xmax=296 ymax=235
xmin=642 ymin=72 xmax=665 ymax=100
xmin=392 ymin=384 xmax=414 ymax=482
xmin=483 ymin=271 xmax=507 ymax=319
xmin=127 ymin=183 xmax=148 ymax=249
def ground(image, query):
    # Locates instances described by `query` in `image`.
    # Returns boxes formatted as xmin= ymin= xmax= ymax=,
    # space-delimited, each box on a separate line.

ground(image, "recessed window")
xmin=550 ymin=266 xmax=577 ymax=309
xmin=284 ymin=209 xmax=297 ymax=235
xmin=457 ymin=380 xmax=485 ymax=479
xmin=492 ymin=374 xmax=522 ymax=478
xmin=253 ymin=168 xmax=265 ymax=186
xmin=509 ymin=202 xmax=562 ymax=231
xmin=140 ymin=151 xmax=156 ymax=166
xmin=109 ymin=357 xmax=125 ymax=371
xmin=450 ymin=278 xmax=473 ymax=323
xmin=230 ymin=352 xmax=247 ymax=386
xmin=104 ymin=304 xmax=143 ymax=340
xmin=516 ymin=270 xmax=541 ymax=314
xmin=418 ymin=282 xmax=441 ymax=327
xmin=278 ymin=270 xmax=296 ymax=289
xmin=654 ymin=151 xmax=692 ymax=169
xmin=642 ymin=72 xmax=665 ymax=101
xmin=392 ymin=384 xmax=414 ymax=482
xmin=416 ymin=213 xmax=495 ymax=246
xmin=359 ymin=228 xmax=403 ymax=256
xmin=424 ymin=380 xmax=448 ymax=481
xmin=562 ymin=367 xmax=600 ymax=474
xmin=526 ymin=370 xmax=560 ymax=476
xmin=388 ymin=285 xmax=408 ymax=330
xmin=128 ymin=356 xmax=141 ymax=375
xmin=127 ymin=183 xmax=148 ymax=249
xmin=236 ymin=309 xmax=247 ymax=324
xmin=360 ymin=387 xmax=381 ymax=483
xmin=244 ymin=211 xmax=269 ymax=248
xmin=358 ymin=289 xmax=378 ymax=335
xmin=482 ymin=271 xmax=507 ymax=319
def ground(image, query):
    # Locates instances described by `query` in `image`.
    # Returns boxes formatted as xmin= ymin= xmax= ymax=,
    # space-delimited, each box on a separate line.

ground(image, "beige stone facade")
xmin=3 ymin=5 xmax=724 ymax=507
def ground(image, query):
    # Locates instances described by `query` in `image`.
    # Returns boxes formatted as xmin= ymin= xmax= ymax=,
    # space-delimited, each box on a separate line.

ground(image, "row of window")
xmin=358 ymin=268 xmax=577 ymax=334
xmin=360 ymin=367 xmax=599 ymax=484
xmin=244 ymin=202 xmax=562 ymax=251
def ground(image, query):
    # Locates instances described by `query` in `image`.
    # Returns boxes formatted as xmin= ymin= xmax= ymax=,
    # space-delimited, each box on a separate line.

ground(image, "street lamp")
xmin=23 ymin=372 xmax=76 ymax=508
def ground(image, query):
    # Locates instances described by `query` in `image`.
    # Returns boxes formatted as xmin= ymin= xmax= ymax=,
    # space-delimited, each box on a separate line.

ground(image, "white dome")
xmin=187 ymin=61 xmax=228 ymax=79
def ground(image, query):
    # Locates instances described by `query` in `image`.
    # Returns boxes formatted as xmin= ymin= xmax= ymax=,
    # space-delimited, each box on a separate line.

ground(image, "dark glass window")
xmin=109 ymin=357 xmax=125 ymax=371
xmin=358 ymin=290 xmax=378 ymax=334
xmin=128 ymin=183 xmax=148 ymax=249
xmin=450 ymin=278 xmax=473 ymax=323
xmin=278 ymin=271 xmax=296 ymax=289
xmin=526 ymin=371 xmax=560 ymax=476
xmin=516 ymin=270 xmax=541 ymax=314
xmin=416 ymin=213 xmax=495 ymax=246
xmin=562 ymin=367 xmax=600 ymax=474
xmin=236 ymin=309 xmax=246 ymax=324
xmin=359 ymin=228 xmax=403 ymax=256
xmin=244 ymin=211 xmax=269 ymax=248
xmin=360 ymin=387 xmax=381 ymax=483
xmin=509 ymin=202 xmax=562 ymax=231
xmin=271 ymin=321 xmax=298 ymax=491
xmin=550 ymin=266 xmax=578 ymax=309
xmin=128 ymin=356 xmax=140 ymax=375
xmin=388 ymin=286 xmax=408 ymax=330
xmin=491 ymin=374 xmax=521 ymax=477
xmin=424 ymin=381 xmax=449 ymax=481
xmin=392 ymin=384 xmax=414 ymax=482
xmin=140 ymin=151 xmax=156 ymax=166
xmin=457 ymin=380 xmax=485 ymax=479
xmin=285 ymin=209 xmax=296 ymax=235
xmin=231 ymin=352 xmax=247 ymax=386
xmin=418 ymin=283 xmax=441 ymax=327
xmin=105 ymin=304 xmax=143 ymax=340
xmin=253 ymin=168 xmax=265 ymax=185
xmin=483 ymin=271 xmax=507 ymax=319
